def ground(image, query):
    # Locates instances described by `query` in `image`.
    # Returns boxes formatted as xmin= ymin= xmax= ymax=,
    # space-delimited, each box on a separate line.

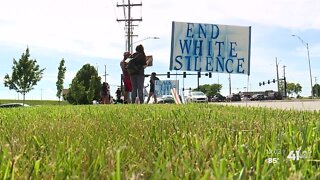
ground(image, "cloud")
xmin=1 ymin=0 xmax=319 ymax=62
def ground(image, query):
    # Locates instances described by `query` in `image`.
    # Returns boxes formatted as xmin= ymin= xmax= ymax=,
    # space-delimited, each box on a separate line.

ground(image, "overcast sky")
xmin=1 ymin=0 xmax=320 ymax=100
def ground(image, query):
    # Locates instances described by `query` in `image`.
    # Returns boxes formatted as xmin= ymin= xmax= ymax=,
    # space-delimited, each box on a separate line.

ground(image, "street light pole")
xmin=292 ymin=34 xmax=313 ymax=98
xmin=228 ymin=73 xmax=231 ymax=95
xmin=131 ymin=37 xmax=160 ymax=52
xmin=276 ymin=57 xmax=280 ymax=93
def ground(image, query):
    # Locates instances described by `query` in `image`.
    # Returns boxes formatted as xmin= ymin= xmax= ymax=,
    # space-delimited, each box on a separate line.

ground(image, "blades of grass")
xmin=219 ymin=158 xmax=227 ymax=178
xmin=10 ymin=159 xmax=14 ymax=180
xmin=238 ymin=167 xmax=245 ymax=180
xmin=3 ymin=160 xmax=10 ymax=179
xmin=255 ymin=151 xmax=261 ymax=179
xmin=211 ymin=156 xmax=220 ymax=179
xmin=200 ymin=170 xmax=210 ymax=180
xmin=116 ymin=150 xmax=121 ymax=180
xmin=34 ymin=159 xmax=41 ymax=178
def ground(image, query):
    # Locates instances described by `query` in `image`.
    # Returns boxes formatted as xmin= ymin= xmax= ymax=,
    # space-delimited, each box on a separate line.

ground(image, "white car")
xmin=0 ymin=103 xmax=30 ymax=108
xmin=186 ymin=91 xmax=208 ymax=103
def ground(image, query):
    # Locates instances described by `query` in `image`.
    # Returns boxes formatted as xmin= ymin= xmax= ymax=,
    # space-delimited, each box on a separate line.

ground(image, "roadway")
xmin=212 ymin=100 xmax=320 ymax=111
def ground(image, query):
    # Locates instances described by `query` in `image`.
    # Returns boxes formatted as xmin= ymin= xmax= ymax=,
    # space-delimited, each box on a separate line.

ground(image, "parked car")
xmin=157 ymin=95 xmax=175 ymax=104
xmin=266 ymin=92 xmax=283 ymax=100
xmin=250 ymin=94 xmax=265 ymax=101
xmin=241 ymin=94 xmax=252 ymax=101
xmin=226 ymin=94 xmax=241 ymax=102
xmin=212 ymin=94 xmax=226 ymax=102
xmin=0 ymin=103 xmax=30 ymax=108
xmin=186 ymin=91 xmax=208 ymax=103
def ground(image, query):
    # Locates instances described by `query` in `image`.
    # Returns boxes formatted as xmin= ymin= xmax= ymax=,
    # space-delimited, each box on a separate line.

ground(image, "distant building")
xmin=62 ymin=89 xmax=69 ymax=99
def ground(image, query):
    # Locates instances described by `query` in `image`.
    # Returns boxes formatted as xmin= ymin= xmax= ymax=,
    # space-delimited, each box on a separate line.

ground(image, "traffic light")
xmin=268 ymin=80 xmax=270 ymax=84
xmin=198 ymin=72 xmax=201 ymax=78
xmin=183 ymin=72 xmax=186 ymax=78
xmin=263 ymin=81 xmax=265 ymax=85
xmin=208 ymin=72 xmax=212 ymax=78
xmin=259 ymin=82 xmax=262 ymax=86
xmin=273 ymin=79 xmax=276 ymax=83
xmin=167 ymin=72 xmax=170 ymax=78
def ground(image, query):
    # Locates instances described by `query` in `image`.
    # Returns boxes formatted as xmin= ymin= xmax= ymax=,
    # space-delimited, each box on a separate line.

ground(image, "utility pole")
xmin=315 ymin=76 xmax=318 ymax=97
xmin=117 ymin=0 xmax=142 ymax=53
xmin=228 ymin=74 xmax=232 ymax=95
xmin=283 ymin=65 xmax=287 ymax=98
xmin=103 ymin=65 xmax=109 ymax=83
xmin=197 ymin=75 xmax=200 ymax=90
xmin=182 ymin=76 xmax=185 ymax=97
xmin=276 ymin=57 xmax=280 ymax=93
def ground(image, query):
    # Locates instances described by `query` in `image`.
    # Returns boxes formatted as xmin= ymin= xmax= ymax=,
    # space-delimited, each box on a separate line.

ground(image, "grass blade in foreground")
xmin=0 ymin=104 xmax=319 ymax=179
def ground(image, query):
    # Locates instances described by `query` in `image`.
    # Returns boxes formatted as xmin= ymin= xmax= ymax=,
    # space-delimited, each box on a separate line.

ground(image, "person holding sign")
xmin=146 ymin=72 xmax=159 ymax=104
xmin=129 ymin=44 xmax=147 ymax=104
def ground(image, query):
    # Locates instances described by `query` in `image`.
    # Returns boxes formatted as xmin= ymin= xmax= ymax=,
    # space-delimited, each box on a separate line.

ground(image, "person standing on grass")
xmin=115 ymin=87 xmax=122 ymax=103
xmin=120 ymin=52 xmax=132 ymax=104
xmin=100 ymin=82 xmax=110 ymax=104
xmin=147 ymin=72 xmax=159 ymax=104
xmin=130 ymin=44 xmax=147 ymax=104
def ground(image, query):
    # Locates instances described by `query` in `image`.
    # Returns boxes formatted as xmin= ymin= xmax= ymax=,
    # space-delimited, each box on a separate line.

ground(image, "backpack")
xmin=125 ymin=54 xmax=142 ymax=75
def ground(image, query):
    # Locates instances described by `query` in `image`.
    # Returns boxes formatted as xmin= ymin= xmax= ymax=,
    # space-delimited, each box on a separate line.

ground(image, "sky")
xmin=1 ymin=0 xmax=320 ymax=100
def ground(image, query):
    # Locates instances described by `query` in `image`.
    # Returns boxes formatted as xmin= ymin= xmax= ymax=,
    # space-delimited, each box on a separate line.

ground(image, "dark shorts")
xmin=150 ymin=86 xmax=155 ymax=93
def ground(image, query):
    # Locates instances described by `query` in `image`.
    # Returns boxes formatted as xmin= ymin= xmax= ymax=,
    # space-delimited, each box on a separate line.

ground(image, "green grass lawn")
xmin=0 ymin=104 xmax=319 ymax=179
xmin=0 ymin=99 xmax=69 ymax=106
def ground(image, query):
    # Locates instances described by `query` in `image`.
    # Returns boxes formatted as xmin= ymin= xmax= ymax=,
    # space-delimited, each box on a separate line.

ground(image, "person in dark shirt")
xmin=147 ymin=72 xmax=159 ymax=104
xmin=115 ymin=88 xmax=122 ymax=103
xmin=100 ymin=82 xmax=110 ymax=104
xmin=130 ymin=44 xmax=147 ymax=104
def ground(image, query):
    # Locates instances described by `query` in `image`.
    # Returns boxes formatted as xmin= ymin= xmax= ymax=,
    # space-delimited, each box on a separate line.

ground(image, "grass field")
xmin=0 ymin=99 xmax=69 ymax=106
xmin=0 ymin=104 xmax=319 ymax=179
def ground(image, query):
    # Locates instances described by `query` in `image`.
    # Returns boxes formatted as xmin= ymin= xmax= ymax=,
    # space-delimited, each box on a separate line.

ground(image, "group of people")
xmin=120 ymin=45 xmax=159 ymax=104
xmin=120 ymin=44 xmax=159 ymax=104
xmin=100 ymin=44 xmax=158 ymax=104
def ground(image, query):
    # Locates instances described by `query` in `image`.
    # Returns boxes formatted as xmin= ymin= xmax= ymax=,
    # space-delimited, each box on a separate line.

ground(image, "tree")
xmin=286 ymin=82 xmax=295 ymax=97
xmin=4 ymin=48 xmax=45 ymax=104
xmin=293 ymin=83 xmax=302 ymax=97
xmin=313 ymin=84 xmax=320 ymax=97
xmin=196 ymin=84 xmax=222 ymax=97
xmin=56 ymin=58 xmax=67 ymax=103
xmin=285 ymin=82 xmax=302 ymax=97
xmin=65 ymin=64 xmax=101 ymax=104
xmin=68 ymin=80 xmax=86 ymax=104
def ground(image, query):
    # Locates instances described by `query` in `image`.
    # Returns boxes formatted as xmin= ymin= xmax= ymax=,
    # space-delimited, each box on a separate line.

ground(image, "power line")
xmin=116 ymin=0 xmax=142 ymax=52
xmin=110 ymin=0 xmax=125 ymax=33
